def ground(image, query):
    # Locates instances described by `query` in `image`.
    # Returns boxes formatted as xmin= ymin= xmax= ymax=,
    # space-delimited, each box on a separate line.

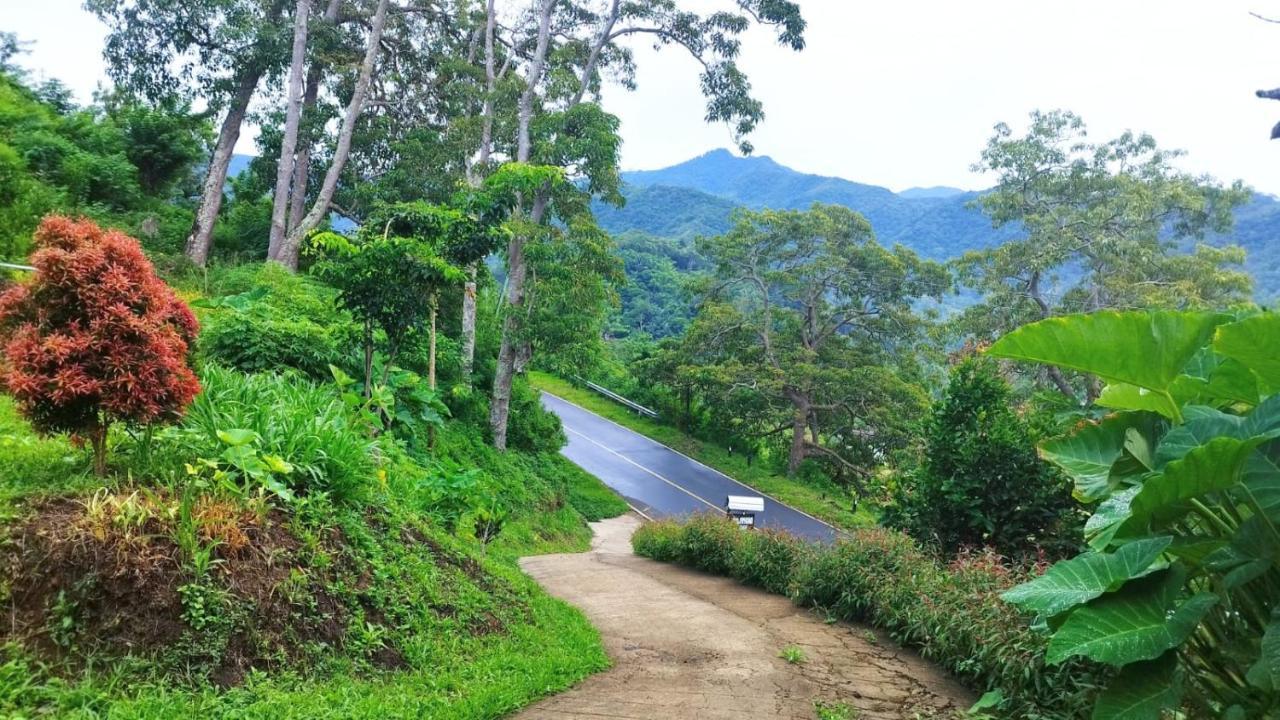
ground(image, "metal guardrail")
xmin=573 ymin=376 xmax=660 ymax=419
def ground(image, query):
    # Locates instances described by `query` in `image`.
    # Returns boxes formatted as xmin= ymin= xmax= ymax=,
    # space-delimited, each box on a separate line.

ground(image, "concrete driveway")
xmin=516 ymin=515 xmax=973 ymax=720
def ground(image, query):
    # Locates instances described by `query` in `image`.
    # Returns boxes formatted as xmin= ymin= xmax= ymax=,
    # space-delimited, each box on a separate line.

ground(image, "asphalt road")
xmin=541 ymin=392 xmax=838 ymax=543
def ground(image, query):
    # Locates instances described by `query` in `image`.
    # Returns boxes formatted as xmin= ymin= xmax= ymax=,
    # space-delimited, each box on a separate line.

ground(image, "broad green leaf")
xmin=1156 ymin=396 xmax=1280 ymax=468
xmin=1041 ymin=413 xmax=1161 ymax=502
xmin=216 ymin=428 xmax=258 ymax=447
xmin=1046 ymin=566 xmax=1218 ymax=666
xmin=1097 ymin=383 xmax=1180 ymax=420
xmin=968 ymin=690 xmax=1004 ymax=712
xmin=1215 ymin=313 xmax=1280 ymax=392
xmin=1091 ymin=653 xmax=1181 ymax=720
xmin=1204 ymin=358 xmax=1262 ymax=406
xmin=1246 ymin=613 xmax=1280 ymax=691
xmin=1086 ymin=487 xmax=1139 ymax=551
xmin=1242 ymin=440 xmax=1280 ymax=521
xmin=1002 ymin=537 xmax=1171 ymax=617
xmin=1154 ymin=409 xmax=1243 ymax=467
xmin=1126 ymin=437 xmax=1260 ymax=529
xmin=262 ymin=454 xmax=294 ymax=474
xmin=989 ymin=310 xmax=1225 ymax=392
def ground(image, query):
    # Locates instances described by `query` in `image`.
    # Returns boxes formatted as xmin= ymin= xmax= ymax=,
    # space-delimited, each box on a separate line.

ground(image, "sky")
xmin=6 ymin=0 xmax=1280 ymax=194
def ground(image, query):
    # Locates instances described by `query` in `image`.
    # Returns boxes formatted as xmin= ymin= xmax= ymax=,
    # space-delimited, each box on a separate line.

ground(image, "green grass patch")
xmin=529 ymin=372 xmax=875 ymax=530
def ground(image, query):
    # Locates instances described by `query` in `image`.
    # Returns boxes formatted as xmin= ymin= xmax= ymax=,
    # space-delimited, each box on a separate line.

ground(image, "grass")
xmin=0 ymin=375 xmax=630 ymax=719
xmin=2 ymin=589 xmax=608 ymax=719
xmin=814 ymin=700 xmax=859 ymax=720
xmin=529 ymin=372 xmax=877 ymax=530
xmin=779 ymin=645 xmax=807 ymax=664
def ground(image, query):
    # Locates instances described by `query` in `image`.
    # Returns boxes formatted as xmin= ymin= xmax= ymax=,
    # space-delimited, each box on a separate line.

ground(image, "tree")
xmin=957 ymin=110 xmax=1252 ymax=401
xmin=0 ymin=216 xmax=201 ymax=475
xmin=885 ymin=355 xmax=1078 ymax=558
xmin=87 ymin=0 xmax=292 ymax=266
xmin=486 ymin=0 xmax=806 ymax=449
xmin=690 ymin=203 xmax=948 ymax=479
xmin=266 ymin=0 xmax=312 ymax=259
xmin=310 ymin=209 xmax=466 ymax=397
xmin=273 ymin=0 xmax=393 ymax=269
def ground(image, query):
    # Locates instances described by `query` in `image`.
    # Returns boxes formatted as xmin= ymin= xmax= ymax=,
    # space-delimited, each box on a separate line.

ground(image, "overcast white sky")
xmin=6 ymin=0 xmax=1280 ymax=194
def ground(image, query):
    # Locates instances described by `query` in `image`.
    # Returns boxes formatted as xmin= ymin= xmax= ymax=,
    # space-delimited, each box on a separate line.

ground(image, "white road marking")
xmin=563 ymin=425 xmax=721 ymax=513
xmin=546 ymin=391 xmax=840 ymax=534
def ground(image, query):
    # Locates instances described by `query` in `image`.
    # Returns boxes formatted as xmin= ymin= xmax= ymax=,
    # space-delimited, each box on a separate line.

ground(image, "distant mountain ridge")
xmin=595 ymin=149 xmax=1280 ymax=298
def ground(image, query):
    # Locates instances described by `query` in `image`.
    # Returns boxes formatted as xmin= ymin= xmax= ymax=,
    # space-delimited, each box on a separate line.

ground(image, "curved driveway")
xmin=541 ymin=392 xmax=837 ymax=542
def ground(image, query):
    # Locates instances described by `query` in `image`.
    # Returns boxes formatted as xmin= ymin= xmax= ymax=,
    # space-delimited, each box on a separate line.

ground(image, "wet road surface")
xmin=541 ymin=392 xmax=837 ymax=542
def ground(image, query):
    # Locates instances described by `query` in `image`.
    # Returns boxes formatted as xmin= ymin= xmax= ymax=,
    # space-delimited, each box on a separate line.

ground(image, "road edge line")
xmin=543 ymin=390 xmax=841 ymax=534
xmin=563 ymin=426 xmax=722 ymax=513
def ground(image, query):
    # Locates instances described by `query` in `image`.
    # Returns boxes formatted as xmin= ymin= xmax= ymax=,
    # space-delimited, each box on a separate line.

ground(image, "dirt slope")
xmin=517 ymin=515 xmax=974 ymax=720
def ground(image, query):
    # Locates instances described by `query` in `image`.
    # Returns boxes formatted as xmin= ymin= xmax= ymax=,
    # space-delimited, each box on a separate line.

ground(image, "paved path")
xmin=516 ymin=515 xmax=974 ymax=720
xmin=541 ymin=392 xmax=837 ymax=542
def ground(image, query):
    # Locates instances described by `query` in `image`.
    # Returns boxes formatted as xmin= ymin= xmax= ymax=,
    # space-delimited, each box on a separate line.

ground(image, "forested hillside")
xmin=595 ymin=148 xmax=1280 ymax=304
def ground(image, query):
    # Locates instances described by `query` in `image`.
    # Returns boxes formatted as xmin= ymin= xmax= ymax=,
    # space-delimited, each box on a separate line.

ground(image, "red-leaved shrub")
xmin=0 ymin=216 xmax=200 ymax=474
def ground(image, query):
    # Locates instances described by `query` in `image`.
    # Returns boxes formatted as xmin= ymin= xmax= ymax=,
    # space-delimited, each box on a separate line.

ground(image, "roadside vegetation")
xmin=529 ymin=372 xmax=874 ymax=529
xmin=2 ymin=1 xmax=1278 ymax=718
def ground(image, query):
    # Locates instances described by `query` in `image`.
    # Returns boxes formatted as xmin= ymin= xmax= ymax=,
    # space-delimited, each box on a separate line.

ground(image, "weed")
xmin=815 ymin=700 xmax=859 ymax=720
xmin=779 ymin=645 xmax=807 ymax=664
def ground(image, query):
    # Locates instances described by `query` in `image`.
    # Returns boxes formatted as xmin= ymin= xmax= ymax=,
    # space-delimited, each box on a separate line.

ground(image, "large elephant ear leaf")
xmin=1096 ymin=383 xmax=1181 ymax=421
xmin=988 ymin=310 xmax=1225 ymax=392
xmin=1092 ymin=652 xmax=1181 ymax=720
xmin=1041 ymin=412 xmax=1162 ymax=502
xmin=1214 ymin=313 xmax=1280 ymax=394
xmin=1046 ymin=565 xmax=1218 ymax=666
xmin=1126 ymin=437 xmax=1261 ymax=530
xmin=1002 ymin=537 xmax=1171 ymax=617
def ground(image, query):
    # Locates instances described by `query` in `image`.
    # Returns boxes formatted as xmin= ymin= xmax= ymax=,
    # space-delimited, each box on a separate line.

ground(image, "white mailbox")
xmin=725 ymin=495 xmax=765 ymax=529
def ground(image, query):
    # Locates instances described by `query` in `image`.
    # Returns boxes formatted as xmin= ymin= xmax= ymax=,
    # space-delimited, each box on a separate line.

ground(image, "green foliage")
xmin=633 ymin=516 xmax=1109 ymax=718
xmin=957 ymin=111 xmax=1253 ymax=401
xmin=686 ymin=202 xmax=947 ymax=479
xmin=199 ymin=305 xmax=344 ymax=381
xmin=0 ymin=71 xmax=207 ymax=260
xmin=885 ymin=357 xmax=1079 ymax=558
xmin=151 ymin=365 xmax=378 ymax=503
xmin=991 ymin=309 xmax=1280 ymax=718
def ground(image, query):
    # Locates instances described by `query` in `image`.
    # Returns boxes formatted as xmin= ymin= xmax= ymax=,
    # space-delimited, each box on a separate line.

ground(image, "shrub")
xmin=201 ymin=306 xmax=342 ymax=380
xmin=152 ymin=365 xmax=377 ymax=503
xmin=196 ymin=263 xmax=354 ymax=380
xmin=505 ymin=378 xmax=566 ymax=453
xmin=633 ymin=518 xmax=1109 ymax=718
xmin=886 ymin=356 xmax=1079 ymax=559
xmin=0 ymin=215 xmax=200 ymax=474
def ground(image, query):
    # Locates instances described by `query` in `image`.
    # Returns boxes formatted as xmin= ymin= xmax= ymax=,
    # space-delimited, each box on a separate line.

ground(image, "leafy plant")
xmin=0 ymin=216 xmax=200 ymax=474
xmin=990 ymin=309 xmax=1280 ymax=718
xmin=779 ymin=645 xmax=807 ymax=664
xmin=886 ymin=356 xmax=1079 ymax=559
xmin=161 ymin=365 xmax=378 ymax=503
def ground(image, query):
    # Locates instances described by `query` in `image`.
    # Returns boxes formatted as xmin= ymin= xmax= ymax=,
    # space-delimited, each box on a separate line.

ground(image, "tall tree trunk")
xmin=459 ymin=0 xmax=498 ymax=381
xmin=267 ymin=0 xmax=312 ymax=261
xmin=787 ymin=401 xmax=809 ymax=475
xmin=489 ymin=0 xmax=553 ymax=450
xmin=184 ymin=69 xmax=260 ymax=266
xmin=428 ymin=297 xmax=438 ymax=390
xmin=286 ymin=0 xmax=340 ymax=233
xmin=277 ymin=0 xmax=391 ymax=270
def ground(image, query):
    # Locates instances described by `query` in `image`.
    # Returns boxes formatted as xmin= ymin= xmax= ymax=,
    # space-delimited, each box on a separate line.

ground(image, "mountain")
xmin=899 ymin=186 xmax=967 ymax=199
xmin=597 ymin=149 xmax=1280 ymax=297
xmin=598 ymin=149 xmax=1015 ymax=261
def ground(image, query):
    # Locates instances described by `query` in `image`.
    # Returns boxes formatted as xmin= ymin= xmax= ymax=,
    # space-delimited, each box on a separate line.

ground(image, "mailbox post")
xmin=725 ymin=495 xmax=764 ymax=530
